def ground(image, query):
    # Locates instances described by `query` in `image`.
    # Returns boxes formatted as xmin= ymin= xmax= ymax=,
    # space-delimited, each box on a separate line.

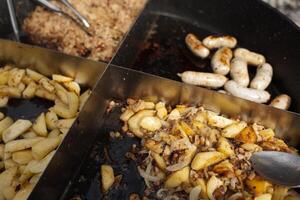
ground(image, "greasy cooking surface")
xmin=0 ymin=98 xmax=53 ymax=121
xmin=67 ymin=105 xmax=146 ymax=200
xmin=22 ymin=0 xmax=147 ymax=62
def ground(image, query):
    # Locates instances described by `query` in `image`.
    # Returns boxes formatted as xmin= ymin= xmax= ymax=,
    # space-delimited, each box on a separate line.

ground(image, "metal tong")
xmin=35 ymin=0 xmax=91 ymax=34
xmin=6 ymin=0 xmax=20 ymax=42
xmin=6 ymin=0 xmax=92 ymax=42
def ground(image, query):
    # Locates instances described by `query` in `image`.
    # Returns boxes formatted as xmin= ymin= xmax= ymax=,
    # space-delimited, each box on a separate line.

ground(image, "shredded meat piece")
xmin=23 ymin=0 xmax=147 ymax=62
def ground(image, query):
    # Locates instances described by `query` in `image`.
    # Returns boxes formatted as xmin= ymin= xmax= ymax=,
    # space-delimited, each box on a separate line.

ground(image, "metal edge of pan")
xmin=0 ymin=39 xmax=109 ymax=200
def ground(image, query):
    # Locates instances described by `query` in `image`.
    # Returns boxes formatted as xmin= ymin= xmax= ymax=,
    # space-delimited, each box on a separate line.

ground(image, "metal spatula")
xmin=251 ymin=151 xmax=300 ymax=187
xmin=6 ymin=0 xmax=20 ymax=42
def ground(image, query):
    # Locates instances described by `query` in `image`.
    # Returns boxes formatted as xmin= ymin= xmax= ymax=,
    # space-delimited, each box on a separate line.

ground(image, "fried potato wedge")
xmin=164 ymin=166 xmax=189 ymax=188
xmin=101 ymin=165 xmax=115 ymax=192
xmin=2 ymin=120 xmax=32 ymax=143
xmin=32 ymin=113 xmax=47 ymax=137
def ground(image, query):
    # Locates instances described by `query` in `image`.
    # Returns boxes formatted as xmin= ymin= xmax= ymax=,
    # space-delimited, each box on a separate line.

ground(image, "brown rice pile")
xmin=23 ymin=0 xmax=147 ymax=61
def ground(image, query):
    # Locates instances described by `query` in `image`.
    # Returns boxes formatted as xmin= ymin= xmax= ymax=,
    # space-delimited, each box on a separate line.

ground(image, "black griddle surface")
xmin=0 ymin=97 xmax=53 ymax=121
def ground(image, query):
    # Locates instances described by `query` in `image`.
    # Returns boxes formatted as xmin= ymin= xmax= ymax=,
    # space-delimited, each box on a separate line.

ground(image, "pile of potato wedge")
xmin=0 ymin=65 xmax=91 ymax=200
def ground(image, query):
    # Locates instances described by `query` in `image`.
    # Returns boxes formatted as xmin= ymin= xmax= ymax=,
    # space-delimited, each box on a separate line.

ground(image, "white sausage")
xmin=234 ymin=48 xmax=266 ymax=66
xmin=211 ymin=47 xmax=233 ymax=75
xmin=224 ymin=80 xmax=271 ymax=103
xmin=185 ymin=34 xmax=210 ymax=58
xmin=270 ymin=94 xmax=291 ymax=110
xmin=230 ymin=58 xmax=249 ymax=87
xmin=250 ymin=63 xmax=273 ymax=90
xmin=203 ymin=35 xmax=237 ymax=49
xmin=178 ymin=71 xmax=228 ymax=88
xmin=217 ymin=90 xmax=229 ymax=94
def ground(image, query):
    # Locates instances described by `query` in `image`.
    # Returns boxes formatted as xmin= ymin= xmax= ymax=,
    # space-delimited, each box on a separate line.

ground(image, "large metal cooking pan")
xmin=0 ymin=39 xmax=107 ymax=199
xmin=65 ymin=64 xmax=300 ymax=200
xmin=1 ymin=0 xmax=300 ymax=199
xmin=112 ymin=0 xmax=300 ymax=113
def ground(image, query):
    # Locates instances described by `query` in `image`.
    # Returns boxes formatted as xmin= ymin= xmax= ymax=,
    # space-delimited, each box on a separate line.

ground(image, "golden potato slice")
xmin=144 ymin=139 xmax=164 ymax=154
xmin=246 ymin=176 xmax=272 ymax=196
xmin=22 ymin=81 xmax=37 ymax=99
xmin=21 ymin=75 xmax=32 ymax=85
xmin=260 ymin=138 xmax=290 ymax=152
xmin=213 ymin=160 xmax=234 ymax=177
xmin=4 ymin=137 xmax=43 ymax=153
xmin=101 ymin=165 xmax=115 ymax=192
xmin=4 ymin=159 xmax=18 ymax=169
xmin=18 ymin=168 xmax=33 ymax=184
xmin=130 ymin=100 xmax=155 ymax=112
xmin=53 ymin=92 xmax=79 ymax=119
xmin=32 ymin=136 xmax=61 ymax=160
xmin=2 ymin=185 xmax=15 ymax=200
xmin=120 ymin=109 xmax=134 ymax=122
xmin=259 ymin=128 xmax=275 ymax=141
xmin=191 ymin=151 xmax=225 ymax=170
xmin=26 ymin=69 xmax=45 ymax=81
xmin=0 ymin=167 xmax=17 ymax=194
xmin=207 ymin=175 xmax=224 ymax=200
xmin=272 ymin=185 xmax=288 ymax=200
xmin=190 ymin=178 xmax=208 ymax=199
xmin=52 ymin=74 xmax=73 ymax=83
xmin=0 ymin=86 xmax=21 ymax=98
xmin=8 ymin=69 xmax=25 ymax=87
xmin=22 ymin=131 xmax=38 ymax=139
xmin=166 ymin=145 xmax=197 ymax=172
xmin=32 ymin=113 xmax=47 ymax=137
xmin=35 ymin=88 xmax=56 ymax=101
xmin=235 ymin=126 xmax=257 ymax=144
xmin=155 ymin=102 xmax=168 ymax=119
xmin=140 ymin=116 xmax=162 ymax=132
xmin=55 ymin=118 xmax=75 ymax=130
xmin=13 ymin=183 xmax=34 ymax=200
xmin=222 ymin=121 xmax=247 ymax=138
xmin=29 ymin=173 xmax=41 ymax=185
xmin=12 ymin=150 xmax=33 ymax=165
xmin=0 ymin=144 xmax=4 ymax=160
xmin=164 ymin=166 xmax=189 ymax=188
xmin=254 ymin=194 xmax=272 ymax=200
xmin=45 ymin=110 xmax=58 ymax=130
xmin=194 ymin=111 xmax=207 ymax=123
xmin=0 ymin=112 xmax=4 ymax=121
xmin=207 ymin=111 xmax=235 ymax=128
xmin=217 ymin=137 xmax=235 ymax=157
xmin=27 ymin=151 xmax=55 ymax=173
xmin=0 ymin=70 xmax=9 ymax=85
xmin=63 ymin=81 xmax=81 ymax=96
xmin=168 ymin=109 xmax=181 ymax=120
xmin=39 ymin=77 xmax=54 ymax=93
xmin=0 ymin=117 xmax=13 ymax=140
xmin=151 ymin=152 xmax=166 ymax=170
xmin=2 ymin=119 xmax=32 ymax=143
xmin=48 ymin=129 xmax=60 ymax=138
xmin=128 ymin=110 xmax=155 ymax=137
xmin=0 ymin=96 xmax=9 ymax=107
xmin=241 ymin=143 xmax=262 ymax=152
xmin=17 ymin=82 xmax=26 ymax=92
xmin=178 ymin=121 xmax=194 ymax=136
